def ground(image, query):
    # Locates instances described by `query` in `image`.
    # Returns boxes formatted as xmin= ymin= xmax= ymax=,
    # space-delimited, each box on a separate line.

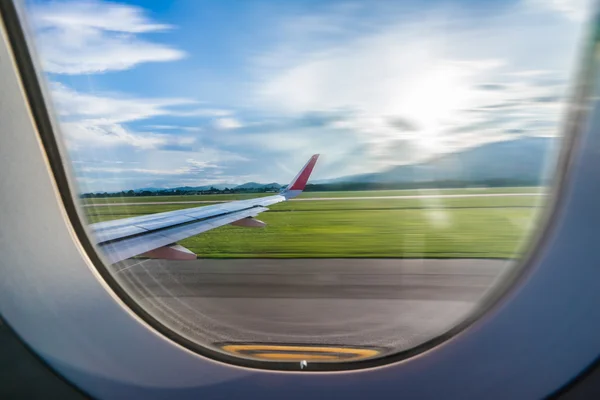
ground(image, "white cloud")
xmin=255 ymin=23 xmax=504 ymax=165
xmin=29 ymin=0 xmax=186 ymax=74
xmin=50 ymin=82 xmax=195 ymax=123
xmin=31 ymin=0 xmax=173 ymax=32
xmin=50 ymin=82 xmax=234 ymax=150
xmin=185 ymin=159 xmax=220 ymax=170
xmin=78 ymin=158 xmax=219 ymax=176
xmin=48 ymin=82 xmax=198 ymax=150
xmin=213 ymin=117 xmax=243 ymax=130
xmin=145 ymin=125 xmax=202 ymax=132
xmin=60 ymin=120 xmax=195 ymax=150
xmin=144 ymin=125 xmax=181 ymax=130
xmin=527 ymin=0 xmax=593 ymax=21
xmin=256 ymin=37 xmax=508 ymax=164
xmin=175 ymin=108 xmax=233 ymax=117
xmin=182 ymin=127 xmax=203 ymax=132
xmin=249 ymin=1 xmax=583 ymax=167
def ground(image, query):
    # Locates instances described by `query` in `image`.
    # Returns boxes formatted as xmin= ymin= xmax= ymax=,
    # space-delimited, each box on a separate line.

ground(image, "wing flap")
xmin=94 ymin=225 xmax=148 ymax=243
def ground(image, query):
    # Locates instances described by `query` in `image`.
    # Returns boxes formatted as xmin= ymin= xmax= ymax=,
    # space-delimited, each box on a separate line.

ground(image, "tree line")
xmin=80 ymin=186 xmax=280 ymax=198
xmin=80 ymin=178 xmax=539 ymax=198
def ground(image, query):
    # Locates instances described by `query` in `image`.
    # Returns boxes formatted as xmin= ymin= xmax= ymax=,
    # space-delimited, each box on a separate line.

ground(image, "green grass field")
xmin=84 ymin=188 xmax=547 ymax=259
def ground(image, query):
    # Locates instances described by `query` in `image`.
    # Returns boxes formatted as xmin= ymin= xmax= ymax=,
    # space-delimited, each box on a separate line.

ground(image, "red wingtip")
xmin=287 ymin=154 xmax=320 ymax=191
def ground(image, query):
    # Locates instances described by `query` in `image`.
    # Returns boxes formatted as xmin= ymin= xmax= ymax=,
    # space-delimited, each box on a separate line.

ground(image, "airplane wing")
xmin=89 ymin=155 xmax=320 ymax=264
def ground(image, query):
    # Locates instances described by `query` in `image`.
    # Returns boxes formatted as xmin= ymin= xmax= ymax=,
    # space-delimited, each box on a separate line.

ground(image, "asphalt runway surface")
xmin=85 ymin=192 xmax=542 ymax=207
xmin=110 ymin=258 xmax=510 ymax=360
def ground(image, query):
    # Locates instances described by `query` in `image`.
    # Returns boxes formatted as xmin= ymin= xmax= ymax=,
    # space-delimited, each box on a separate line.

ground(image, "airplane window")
xmin=21 ymin=0 xmax=588 ymax=369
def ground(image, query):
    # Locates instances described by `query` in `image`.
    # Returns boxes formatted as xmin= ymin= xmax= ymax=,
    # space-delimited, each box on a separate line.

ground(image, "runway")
xmin=85 ymin=192 xmax=542 ymax=207
xmin=110 ymin=258 xmax=510 ymax=361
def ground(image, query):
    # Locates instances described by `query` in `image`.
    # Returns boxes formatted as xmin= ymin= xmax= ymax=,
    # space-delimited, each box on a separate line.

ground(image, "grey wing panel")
xmin=89 ymin=194 xmax=285 ymax=244
xmin=99 ymin=207 xmax=269 ymax=263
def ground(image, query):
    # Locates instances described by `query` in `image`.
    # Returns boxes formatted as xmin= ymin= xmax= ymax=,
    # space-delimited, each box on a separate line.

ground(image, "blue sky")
xmin=24 ymin=0 xmax=589 ymax=192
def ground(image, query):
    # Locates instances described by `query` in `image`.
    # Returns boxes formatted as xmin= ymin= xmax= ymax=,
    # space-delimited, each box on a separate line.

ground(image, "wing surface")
xmin=89 ymin=155 xmax=319 ymax=263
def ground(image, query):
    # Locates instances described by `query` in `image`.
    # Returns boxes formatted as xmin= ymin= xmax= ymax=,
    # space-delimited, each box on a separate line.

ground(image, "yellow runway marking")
xmin=221 ymin=344 xmax=379 ymax=362
xmin=252 ymin=353 xmax=340 ymax=361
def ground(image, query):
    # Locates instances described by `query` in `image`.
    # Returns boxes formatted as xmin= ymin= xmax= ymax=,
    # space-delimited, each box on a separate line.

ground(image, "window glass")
xmin=24 ymin=0 xmax=588 ymax=368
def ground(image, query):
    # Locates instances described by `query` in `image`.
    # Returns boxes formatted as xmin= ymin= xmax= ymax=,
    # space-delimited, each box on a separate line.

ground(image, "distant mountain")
xmin=132 ymin=187 xmax=163 ymax=193
xmin=134 ymin=184 xmax=232 ymax=192
xmin=110 ymin=137 xmax=556 ymax=196
xmin=326 ymin=137 xmax=557 ymax=185
xmin=131 ymin=182 xmax=282 ymax=193
xmin=172 ymin=184 xmax=231 ymax=191
xmin=234 ymin=182 xmax=282 ymax=190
